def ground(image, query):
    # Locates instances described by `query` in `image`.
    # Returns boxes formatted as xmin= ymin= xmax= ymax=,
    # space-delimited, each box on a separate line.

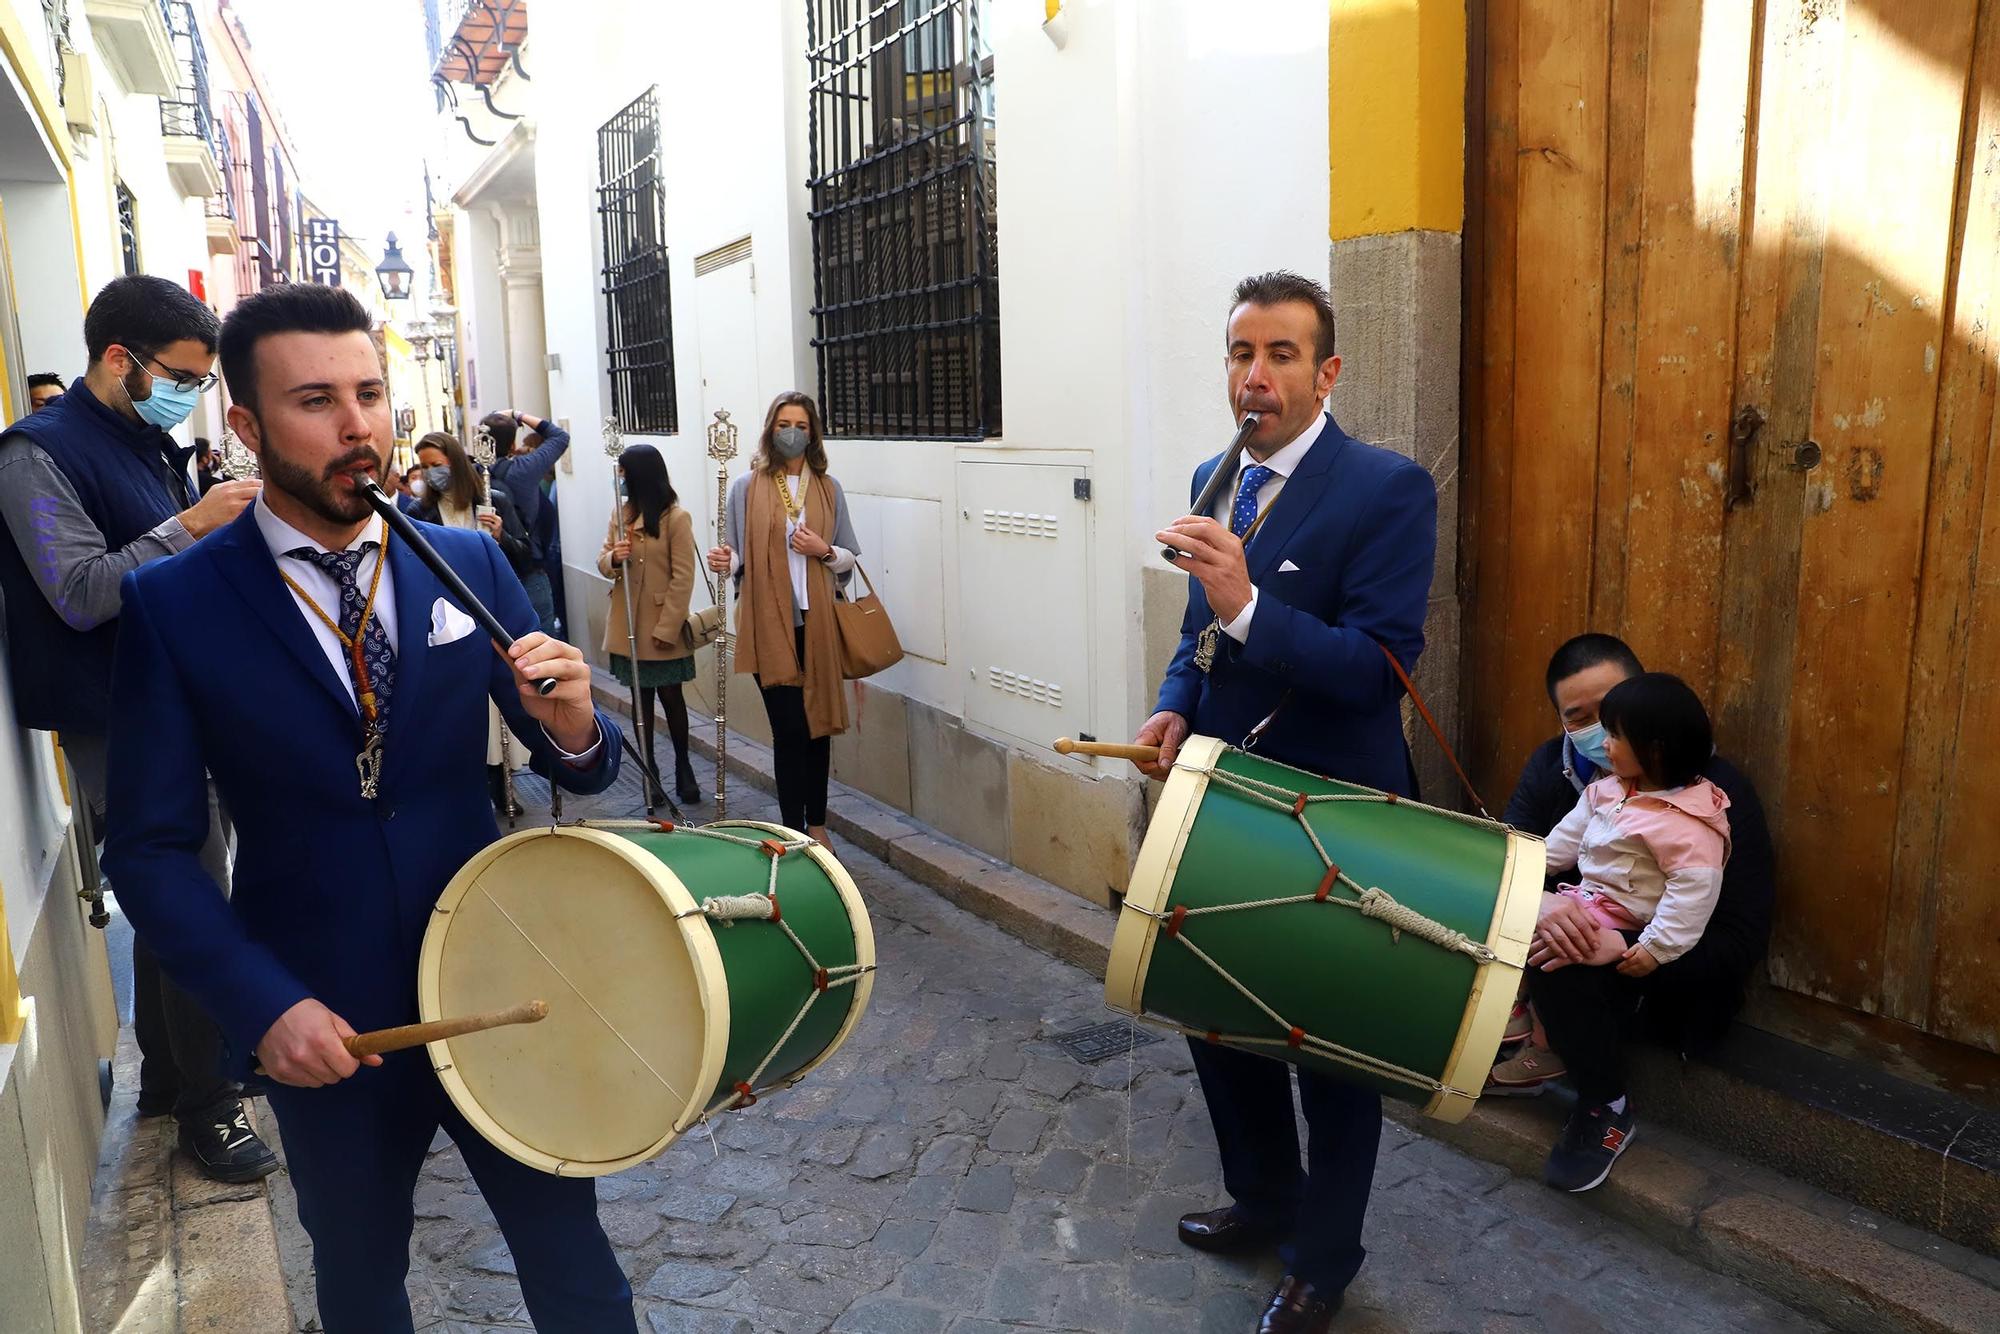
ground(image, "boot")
xmin=675 ymin=750 xmax=702 ymax=804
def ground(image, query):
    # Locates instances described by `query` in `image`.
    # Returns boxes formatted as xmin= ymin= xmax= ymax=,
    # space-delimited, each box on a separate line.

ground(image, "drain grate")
xmin=1050 ymin=1021 xmax=1163 ymax=1065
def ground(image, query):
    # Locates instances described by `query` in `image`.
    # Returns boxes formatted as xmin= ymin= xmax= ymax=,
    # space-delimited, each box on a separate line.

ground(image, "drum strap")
xmin=1376 ymin=641 xmax=1492 ymax=819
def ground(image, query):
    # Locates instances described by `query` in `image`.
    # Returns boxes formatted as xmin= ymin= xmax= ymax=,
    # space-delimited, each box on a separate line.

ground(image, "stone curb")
xmin=599 ymin=680 xmax=2000 ymax=1334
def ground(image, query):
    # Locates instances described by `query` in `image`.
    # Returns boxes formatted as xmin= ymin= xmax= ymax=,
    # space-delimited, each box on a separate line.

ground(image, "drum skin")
xmin=419 ymin=821 xmax=873 ymax=1176
xmin=1107 ymin=736 xmax=1542 ymax=1122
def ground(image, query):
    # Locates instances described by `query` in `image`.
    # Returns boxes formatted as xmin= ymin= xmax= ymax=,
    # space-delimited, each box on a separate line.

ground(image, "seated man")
xmin=1493 ymin=633 xmax=1775 ymax=1091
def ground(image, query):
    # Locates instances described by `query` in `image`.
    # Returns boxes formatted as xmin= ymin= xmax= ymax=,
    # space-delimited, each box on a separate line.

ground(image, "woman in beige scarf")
xmin=706 ymin=392 xmax=860 ymax=845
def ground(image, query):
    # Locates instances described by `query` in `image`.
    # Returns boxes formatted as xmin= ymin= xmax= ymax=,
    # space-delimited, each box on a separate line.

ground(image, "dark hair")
xmin=1230 ymin=270 xmax=1337 ymax=364
xmin=480 ymin=411 xmax=519 ymax=455
xmin=618 ymin=444 xmax=676 ymax=538
xmin=415 ymin=430 xmax=484 ymax=512
xmin=1544 ymin=632 xmax=1644 ymax=703
xmin=27 ymin=372 xmax=64 ymax=391
xmin=194 ymin=436 xmax=213 ymax=458
xmin=754 ymin=391 xmax=830 ymax=476
xmin=219 ymin=282 xmax=373 ymax=411
xmin=84 ymin=275 xmax=220 ymax=363
xmin=1599 ymin=673 xmax=1712 ymax=789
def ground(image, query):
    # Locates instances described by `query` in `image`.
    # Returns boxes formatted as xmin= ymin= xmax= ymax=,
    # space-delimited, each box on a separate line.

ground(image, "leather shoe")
xmin=179 ymin=1101 xmax=278 ymax=1184
xmin=1176 ymin=1205 xmax=1279 ymax=1255
xmin=1258 ymin=1274 xmax=1341 ymax=1334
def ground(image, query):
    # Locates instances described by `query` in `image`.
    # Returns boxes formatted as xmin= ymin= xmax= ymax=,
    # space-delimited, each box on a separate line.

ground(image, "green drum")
xmin=420 ymin=820 xmax=875 ymax=1175
xmin=1106 ymin=736 xmax=1540 ymax=1121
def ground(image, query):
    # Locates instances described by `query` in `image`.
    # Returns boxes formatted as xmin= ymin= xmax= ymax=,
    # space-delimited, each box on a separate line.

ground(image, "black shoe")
xmin=1258 ymin=1275 xmax=1342 ymax=1334
xmin=1544 ymin=1099 xmax=1635 ymax=1193
xmin=675 ymin=757 xmax=702 ymax=804
xmin=1176 ymin=1205 xmax=1281 ymax=1255
xmin=179 ymin=1102 xmax=278 ymax=1184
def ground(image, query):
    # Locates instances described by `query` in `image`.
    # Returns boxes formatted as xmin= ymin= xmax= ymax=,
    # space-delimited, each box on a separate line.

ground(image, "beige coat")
xmin=598 ymin=504 xmax=699 ymax=661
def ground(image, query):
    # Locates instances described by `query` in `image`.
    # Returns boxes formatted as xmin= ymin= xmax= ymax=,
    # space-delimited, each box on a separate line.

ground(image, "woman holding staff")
xmin=598 ymin=444 xmax=702 ymax=805
xmin=706 ymin=391 xmax=860 ymax=846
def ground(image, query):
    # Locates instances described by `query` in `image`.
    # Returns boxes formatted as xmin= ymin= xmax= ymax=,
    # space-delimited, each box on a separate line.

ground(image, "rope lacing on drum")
xmin=633 ymin=826 xmax=873 ymax=1121
xmin=1122 ymin=758 xmax=1520 ymax=1099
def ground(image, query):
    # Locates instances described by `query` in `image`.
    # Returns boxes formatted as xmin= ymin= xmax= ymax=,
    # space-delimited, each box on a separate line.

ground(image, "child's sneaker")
xmin=1484 ymin=1044 xmax=1565 ymax=1096
xmin=1544 ymin=1100 xmax=1636 ymax=1192
xmin=1502 ymin=1000 xmax=1534 ymax=1046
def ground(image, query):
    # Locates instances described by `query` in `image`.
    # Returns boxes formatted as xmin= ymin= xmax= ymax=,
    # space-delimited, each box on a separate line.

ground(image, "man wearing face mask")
xmin=0 ymin=274 xmax=272 ymax=1181
xmin=1493 ymin=633 xmax=1776 ymax=1091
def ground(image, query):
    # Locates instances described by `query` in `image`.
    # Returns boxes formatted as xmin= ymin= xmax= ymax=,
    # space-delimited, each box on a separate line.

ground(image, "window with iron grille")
xmin=806 ymin=0 xmax=999 ymax=439
xmin=597 ymin=87 xmax=677 ymax=435
xmin=116 ymin=181 xmax=140 ymax=276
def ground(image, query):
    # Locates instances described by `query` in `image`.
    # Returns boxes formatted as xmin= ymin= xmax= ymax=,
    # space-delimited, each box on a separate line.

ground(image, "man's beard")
xmin=254 ymin=420 xmax=380 ymax=526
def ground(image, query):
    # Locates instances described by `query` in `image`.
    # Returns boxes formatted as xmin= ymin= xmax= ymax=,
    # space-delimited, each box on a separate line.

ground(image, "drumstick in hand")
xmin=1054 ymin=737 xmax=1162 ymax=764
xmin=344 ymin=999 xmax=549 ymax=1058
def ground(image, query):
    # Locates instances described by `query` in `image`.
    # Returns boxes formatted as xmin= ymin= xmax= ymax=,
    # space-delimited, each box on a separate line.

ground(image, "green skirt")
xmin=610 ymin=653 xmax=697 ymax=688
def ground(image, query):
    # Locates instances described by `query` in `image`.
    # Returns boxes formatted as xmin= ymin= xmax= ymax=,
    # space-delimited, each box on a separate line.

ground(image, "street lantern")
xmin=375 ymin=233 xmax=414 ymax=302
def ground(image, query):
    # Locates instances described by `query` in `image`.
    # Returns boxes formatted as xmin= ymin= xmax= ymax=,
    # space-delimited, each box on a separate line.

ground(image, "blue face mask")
xmin=1566 ymin=720 xmax=1611 ymax=771
xmin=128 ymin=371 xmax=202 ymax=431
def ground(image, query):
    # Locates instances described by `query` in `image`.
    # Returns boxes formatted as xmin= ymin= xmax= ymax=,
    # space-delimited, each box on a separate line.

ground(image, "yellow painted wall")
xmin=1329 ymin=0 xmax=1465 ymax=240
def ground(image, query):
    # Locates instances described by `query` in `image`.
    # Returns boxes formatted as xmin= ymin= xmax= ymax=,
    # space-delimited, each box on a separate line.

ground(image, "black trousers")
xmin=1527 ymin=958 xmax=1645 ymax=1108
xmin=756 ymin=626 xmax=832 ymax=829
xmin=66 ymin=734 xmax=238 ymax=1122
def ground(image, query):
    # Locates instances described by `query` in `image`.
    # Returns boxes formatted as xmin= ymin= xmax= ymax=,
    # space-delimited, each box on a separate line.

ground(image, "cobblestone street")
xmin=264 ymin=760 xmax=1824 ymax=1333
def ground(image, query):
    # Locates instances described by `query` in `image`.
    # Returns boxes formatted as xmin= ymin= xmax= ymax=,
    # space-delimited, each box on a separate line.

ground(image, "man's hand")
xmin=179 ymin=478 xmax=260 ymax=539
xmin=790 ymin=523 xmax=832 ymax=560
xmin=256 ymin=998 xmax=380 ymax=1087
xmin=1133 ymin=710 xmax=1190 ymax=782
xmin=1535 ymin=893 xmax=1600 ymax=963
xmin=1617 ymin=943 xmax=1662 ymax=978
xmin=500 ymin=631 xmax=598 ymax=753
xmin=1156 ymin=516 xmax=1253 ymax=623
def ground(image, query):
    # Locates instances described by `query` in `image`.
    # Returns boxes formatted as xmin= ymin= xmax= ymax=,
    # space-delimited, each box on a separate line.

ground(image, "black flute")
xmin=359 ymin=480 xmax=558 ymax=696
xmin=1161 ymin=412 xmax=1260 ymax=564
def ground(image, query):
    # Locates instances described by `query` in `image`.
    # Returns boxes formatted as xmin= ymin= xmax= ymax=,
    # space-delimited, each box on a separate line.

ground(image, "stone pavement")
xmin=257 ymin=756 xmax=1824 ymax=1333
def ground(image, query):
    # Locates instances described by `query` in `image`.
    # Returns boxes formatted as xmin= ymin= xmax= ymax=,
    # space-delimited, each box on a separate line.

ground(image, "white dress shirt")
xmin=253 ymin=498 xmax=598 ymax=761
xmin=725 ymin=466 xmax=857 ymax=612
xmin=1214 ymin=411 xmax=1329 ymax=643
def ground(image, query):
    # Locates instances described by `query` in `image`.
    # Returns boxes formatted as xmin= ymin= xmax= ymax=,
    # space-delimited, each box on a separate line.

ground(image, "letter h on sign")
xmin=306 ymin=217 xmax=343 ymax=287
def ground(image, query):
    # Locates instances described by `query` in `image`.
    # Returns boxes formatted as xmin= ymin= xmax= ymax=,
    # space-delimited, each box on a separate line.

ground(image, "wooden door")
xmin=1466 ymin=0 xmax=2000 ymax=1051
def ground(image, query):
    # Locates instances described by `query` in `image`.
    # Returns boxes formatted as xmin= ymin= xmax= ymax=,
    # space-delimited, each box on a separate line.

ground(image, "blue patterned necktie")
xmin=285 ymin=542 xmax=395 ymax=732
xmin=1230 ymin=464 xmax=1277 ymax=538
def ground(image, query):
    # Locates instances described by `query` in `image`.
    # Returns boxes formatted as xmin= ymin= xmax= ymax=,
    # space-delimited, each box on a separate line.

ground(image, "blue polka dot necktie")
xmin=1230 ymin=464 xmax=1277 ymax=538
xmin=286 ymin=542 xmax=395 ymax=732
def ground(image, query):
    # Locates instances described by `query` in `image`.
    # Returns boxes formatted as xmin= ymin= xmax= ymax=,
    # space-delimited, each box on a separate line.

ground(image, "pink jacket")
xmin=1544 ymin=776 xmax=1733 ymax=964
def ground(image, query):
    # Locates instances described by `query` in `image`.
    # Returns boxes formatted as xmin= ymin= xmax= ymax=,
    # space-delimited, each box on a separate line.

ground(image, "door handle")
xmin=1727 ymin=405 xmax=1764 ymax=510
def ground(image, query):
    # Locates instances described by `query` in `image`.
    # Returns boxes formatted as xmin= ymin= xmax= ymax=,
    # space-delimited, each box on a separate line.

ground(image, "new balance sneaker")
xmin=1484 ymin=1043 xmax=1565 ymax=1097
xmin=179 ymin=1101 xmax=278 ymax=1184
xmin=1502 ymin=1000 xmax=1534 ymax=1046
xmin=1544 ymin=1100 xmax=1636 ymax=1192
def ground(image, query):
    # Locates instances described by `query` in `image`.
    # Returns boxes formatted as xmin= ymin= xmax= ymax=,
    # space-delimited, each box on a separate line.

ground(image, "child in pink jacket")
xmin=1520 ymin=673 xmax=1731 ymax=1193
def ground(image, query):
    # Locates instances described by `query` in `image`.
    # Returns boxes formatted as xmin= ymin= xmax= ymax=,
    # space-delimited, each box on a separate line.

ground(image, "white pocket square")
xmin=1278 ymin=559 xmax=1303 ymax=573
xmin=427 ymin=598 xmax=479 ymax=647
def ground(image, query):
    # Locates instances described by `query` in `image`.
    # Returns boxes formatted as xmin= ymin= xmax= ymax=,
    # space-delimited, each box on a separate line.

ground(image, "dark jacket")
xmin=1505 ymin=736 xmax=1776 ymax=1047
xmin=490 ymin=420 xmax=570 ymax=561
xmin=412 ymin=488 xmax=533 ymax=577
xmin=1156 ymin=417 xmax=1437 ymax=795
xmin=0 ymin=380 xmax=194 ymax=733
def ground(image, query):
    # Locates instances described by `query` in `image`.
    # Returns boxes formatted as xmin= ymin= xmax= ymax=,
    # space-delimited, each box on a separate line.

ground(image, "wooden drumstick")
xmin=1054 ymin=737 xmax=1162 ymax=764
xmin=344 ymin=999 xmax=549 ymax=1058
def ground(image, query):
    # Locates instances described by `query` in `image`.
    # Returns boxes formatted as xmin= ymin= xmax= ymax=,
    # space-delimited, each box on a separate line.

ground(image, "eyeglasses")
xmin=135 ymin=350 xmax=219 ymax=394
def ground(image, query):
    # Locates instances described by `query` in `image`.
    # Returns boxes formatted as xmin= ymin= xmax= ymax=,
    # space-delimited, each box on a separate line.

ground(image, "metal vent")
xmin=694 ymin=235 xmax=753 ymax=275
xmin=987 ymin=668 xmax=1061 ymax=708
xmin=981 ymin=509 xmax=1059 ymax=539
xmin=1051 ymin=1021 xmax=1162 ymax=1065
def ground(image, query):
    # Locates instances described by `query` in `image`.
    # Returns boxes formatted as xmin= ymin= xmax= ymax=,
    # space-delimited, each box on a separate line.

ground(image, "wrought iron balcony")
xmin=160 ymin=0 xmax=221 ymax=198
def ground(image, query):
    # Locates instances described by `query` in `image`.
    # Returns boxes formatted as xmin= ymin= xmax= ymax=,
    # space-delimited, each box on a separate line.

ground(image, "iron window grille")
xmin=116 ymin=181 xmax=140 ymax=276
xmin=597 ymin=87 xmax=678 ymax=435
xmin=160 ymin=0 xmax=215 ymax=150
xmin=806 ymin=0 xmax=1000 ymax=440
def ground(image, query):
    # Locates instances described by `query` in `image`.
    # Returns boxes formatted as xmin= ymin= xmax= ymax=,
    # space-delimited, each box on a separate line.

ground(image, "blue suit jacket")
xmin=1157 ymin=417 xmax=1437 ymax=795
xmin=102 ymin=506 xmax=623 ymax=1077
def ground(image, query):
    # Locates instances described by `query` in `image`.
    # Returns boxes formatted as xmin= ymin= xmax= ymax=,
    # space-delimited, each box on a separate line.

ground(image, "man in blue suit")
xmin=1141 ymin=271 xmax=1438 ymax=1333
xmin=103 ymin=284 xmax=637 ymax=1332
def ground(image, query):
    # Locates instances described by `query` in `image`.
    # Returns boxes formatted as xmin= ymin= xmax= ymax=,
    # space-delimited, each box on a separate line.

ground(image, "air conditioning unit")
xmin=61 ymin=49 xmax=96 ymax=134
